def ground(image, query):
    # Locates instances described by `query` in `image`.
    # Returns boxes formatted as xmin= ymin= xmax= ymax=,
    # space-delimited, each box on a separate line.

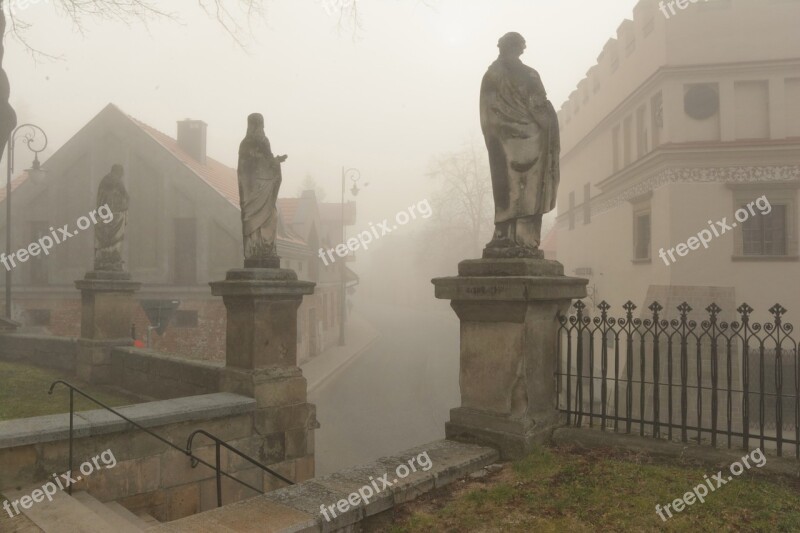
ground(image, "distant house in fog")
xmin=555 ymin=0 xmax=800 ymax=322
xmin=0 ymin=103 xmax=356 ymax=362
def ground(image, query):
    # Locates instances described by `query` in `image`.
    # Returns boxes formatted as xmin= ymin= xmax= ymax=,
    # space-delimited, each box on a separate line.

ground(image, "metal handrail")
xmin=48 ymin=380 xmax=287 ymax=505
xmin=187 ymin=429 xmax=295 ymax=507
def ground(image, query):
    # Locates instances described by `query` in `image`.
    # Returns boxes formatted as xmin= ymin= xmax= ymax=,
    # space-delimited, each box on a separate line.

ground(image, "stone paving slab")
xmin=151 ymin=439 xmax=499 ymax=532
xmin=148 ymin=497 xmax=316 ymax=533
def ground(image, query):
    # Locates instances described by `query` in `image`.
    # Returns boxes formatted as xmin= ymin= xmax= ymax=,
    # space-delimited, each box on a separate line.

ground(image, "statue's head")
xmin=498 ymin=32 xmax=526 ymax=58
xmin=110 ymin=164 xmax=124 ymax=179
xmin=246 ymin=113 xmax=265 ymax=136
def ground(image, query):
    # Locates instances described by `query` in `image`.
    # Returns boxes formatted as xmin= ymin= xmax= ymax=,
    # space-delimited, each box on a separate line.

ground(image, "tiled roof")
xmin=0 ymin=170 xmax=29 ymax=203
xmin=319 ymin=202 xmax=356 ymax=225
xmin=130 ymin=116 xmax=241 ymax=208
xmin=277 ymin=198 xmax=300 ymax=225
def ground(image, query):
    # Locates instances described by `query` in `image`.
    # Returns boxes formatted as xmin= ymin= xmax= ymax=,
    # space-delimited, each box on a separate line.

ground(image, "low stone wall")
xmin=151 ymin=439 xmax=500 ymax=532
xmin=109 ymin=346 xmax=224 ymax=399
xmin=0 ymin=393 xmax=313 ymax=522
xmin=0 ymin=333 xmax=78 ymax=373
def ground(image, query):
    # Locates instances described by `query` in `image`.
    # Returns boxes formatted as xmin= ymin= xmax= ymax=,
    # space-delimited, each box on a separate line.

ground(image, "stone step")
xmin=136 ymin=512 xmax=161 ymax=528
xmin=71 ymin=492 xmax=146 ymax=532
xmin=106 ymin=501 xmax=152 ymax=530
xmin=3 ymin=486 xmax=117 ymax=533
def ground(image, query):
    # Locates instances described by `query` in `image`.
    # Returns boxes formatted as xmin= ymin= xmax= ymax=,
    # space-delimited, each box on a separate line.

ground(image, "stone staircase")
xmin=2 ymin=486 xmax=159 ymax=532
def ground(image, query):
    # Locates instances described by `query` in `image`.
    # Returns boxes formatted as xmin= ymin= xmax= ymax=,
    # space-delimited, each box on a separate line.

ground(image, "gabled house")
xmin=0 ymin=103 xmax=355 ymax=362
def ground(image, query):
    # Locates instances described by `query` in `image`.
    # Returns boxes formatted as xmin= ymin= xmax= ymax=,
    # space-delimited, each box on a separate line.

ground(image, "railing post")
xmin=215 ymin=441 xmax=222 ymax=508
xmin=68 ymin=387 xmax=74 ymax=495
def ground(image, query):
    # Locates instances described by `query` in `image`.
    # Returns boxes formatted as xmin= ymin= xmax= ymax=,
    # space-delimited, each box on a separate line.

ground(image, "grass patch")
xmin=0 ymin=360 xmax=141 ymax=421
xmin=384 ymin=445 xmax=800 ymax=532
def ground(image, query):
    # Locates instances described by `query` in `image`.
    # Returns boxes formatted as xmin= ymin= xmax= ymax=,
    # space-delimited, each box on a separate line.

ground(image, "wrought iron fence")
xmin=556 ymin=300 xmax=799 ymax=457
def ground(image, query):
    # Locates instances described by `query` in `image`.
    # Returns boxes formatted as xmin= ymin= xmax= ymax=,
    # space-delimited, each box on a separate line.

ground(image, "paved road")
xmin=311 ymin=298 xmax=461 ymax=476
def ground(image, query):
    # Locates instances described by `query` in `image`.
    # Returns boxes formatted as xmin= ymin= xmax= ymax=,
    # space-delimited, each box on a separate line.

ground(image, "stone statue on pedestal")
xmin=237 ymin=113 xmax=287 ymax=269
xmin=480 ymin=32 xmax=560 ymax=259
xmin=94 ymin=164 xmax=128 ymax=272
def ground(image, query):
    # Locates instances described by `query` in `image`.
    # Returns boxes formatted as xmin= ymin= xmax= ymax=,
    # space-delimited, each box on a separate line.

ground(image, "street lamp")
xmin=339 ymin=167 xmax=365 ymax=346
xmin=5 ymin=124 xmax=48 ymax=318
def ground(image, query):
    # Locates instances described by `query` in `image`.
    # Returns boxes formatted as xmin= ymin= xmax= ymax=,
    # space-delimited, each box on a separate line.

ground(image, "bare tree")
xmin=0 ymin=0 xmax=365 ymax=163
xmin=422 ymin=143 xmax=494 ymax=261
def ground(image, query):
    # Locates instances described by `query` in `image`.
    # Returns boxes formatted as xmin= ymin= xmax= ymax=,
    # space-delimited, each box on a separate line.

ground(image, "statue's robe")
xmin=480 ymin=57 xmax=560 ymax=224
xmin=237 ymin=133 xmax=281 ymax=260
xmin=94 ymin=168 xmax=128 ymax=271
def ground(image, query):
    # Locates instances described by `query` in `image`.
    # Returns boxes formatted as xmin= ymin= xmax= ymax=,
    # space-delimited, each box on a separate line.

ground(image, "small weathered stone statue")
xmin=237 ymin=113 xmax=287 ymax=268
xmin=480 ymin=32 xmax=560 ymax=258
xmin=94 ymin=164 xmax=128 ymax=272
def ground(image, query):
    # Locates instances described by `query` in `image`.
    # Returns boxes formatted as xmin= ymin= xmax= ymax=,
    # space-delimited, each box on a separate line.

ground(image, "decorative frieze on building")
xmin=589 ymin=165 xmax=800 ymax=219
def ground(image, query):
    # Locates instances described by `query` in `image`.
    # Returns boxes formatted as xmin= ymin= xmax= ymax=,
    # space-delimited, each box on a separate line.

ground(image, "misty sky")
xmin=5 ymin=0 xmax=639 ymax=225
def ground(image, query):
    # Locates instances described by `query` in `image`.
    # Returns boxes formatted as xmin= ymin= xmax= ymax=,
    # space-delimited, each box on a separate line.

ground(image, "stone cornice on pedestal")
xmin=75 ymin=271 xmax=141 ymax=293
xmin=210 ymin=268 xmax=314 ymax=299
xmin=433 ymin=259 xmax=588 ymax=302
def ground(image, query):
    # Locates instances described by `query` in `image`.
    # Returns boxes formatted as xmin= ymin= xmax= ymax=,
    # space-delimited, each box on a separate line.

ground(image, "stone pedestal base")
xmin=433 ymin=258 xmax=587 ymax=459
xmin=210 ymin=269 xmax=315 ymax=370
xmin=74 ymin=271 xmax=140 ymax=384
xmin=212 ymin=268 xmax=318 ymax=482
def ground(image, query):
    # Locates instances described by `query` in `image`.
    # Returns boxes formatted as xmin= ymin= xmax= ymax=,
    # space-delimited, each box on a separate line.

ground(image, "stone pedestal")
xmin=211 ymin=268 xmax=318 ymax=483
xmin=432 ymin=258 xmax=587 ymax=459
xmin=74 ymin=271 xmax=141 ymax=384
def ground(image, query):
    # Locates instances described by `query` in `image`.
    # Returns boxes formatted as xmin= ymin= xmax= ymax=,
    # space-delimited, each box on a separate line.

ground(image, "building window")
xmin=730 ymin=186 xmax=798 ymax=260
xmin=568 ymin=191 xmax=576 ymax=230
xmin=583 ymin=183 xmax=591 ymax=224
xmin=636 ymin=105 xmax=648 ymax=158
xmin=174 ymin=218 xmax=197 ymax=285
xmin=651 ymin=92 xmax=663 ymax=148
xmin=623 ymin=116 xmax=633 ymax=167
xmin=634 ymin=212 xmax=651 ymax=261
xmin=742 ymin=204 xmax=787 ymax=256
xmin=173 ymin=310 xmax=198 ymax=328
xmin=612 ymin=125 xmax=621 ymax=172
xmin=27 ymin=309 xmax=51 ymax=326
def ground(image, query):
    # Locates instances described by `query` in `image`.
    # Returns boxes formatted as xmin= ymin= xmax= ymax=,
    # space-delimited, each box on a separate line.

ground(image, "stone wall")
xmin=11 ymin=289 xmax=341 ymax=364
xmin=0 ymin=333 xmax=78 ymax=373
xmin=0 ymin=393 xmax=315 ymax=522
xmin=109 ymin=346 xmax=223 ymax=399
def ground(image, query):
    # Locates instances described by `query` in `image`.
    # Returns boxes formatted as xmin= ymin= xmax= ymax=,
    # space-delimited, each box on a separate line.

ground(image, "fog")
xmin=2 ymin=0 xmax=799 ymax=527
xmin=5 ymin=0 xmax=638 ymax=226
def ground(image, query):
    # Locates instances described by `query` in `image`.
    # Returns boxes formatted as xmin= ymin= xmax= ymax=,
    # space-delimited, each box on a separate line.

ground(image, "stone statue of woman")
xmin=237 ymin=113 xmax=287 ymax=268
xmin=480 ymin=32 xmax=560 ymax=258
xmin=94 ymin=164 xmax=128 ymax=272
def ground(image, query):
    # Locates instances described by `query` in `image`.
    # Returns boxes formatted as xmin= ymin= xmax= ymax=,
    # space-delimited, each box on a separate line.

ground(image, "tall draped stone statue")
xmin=94 ymin=164 xmax=129 ymax=272
xmin=480 ymin=32 xmax=560 ymax=259
xmin=237 ymin=113 xmax=287 ymax=269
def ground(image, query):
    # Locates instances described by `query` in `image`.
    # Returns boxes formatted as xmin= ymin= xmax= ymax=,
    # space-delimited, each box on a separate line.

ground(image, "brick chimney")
xmin=176 ymin=119 xmax=207 ymax=164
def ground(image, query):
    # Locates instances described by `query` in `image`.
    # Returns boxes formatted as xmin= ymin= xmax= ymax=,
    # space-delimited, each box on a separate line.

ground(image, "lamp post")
xmin=5 ymin=123 xmax=48 ymax=318
xmin=339 ymin=167 xmax=363 ymax=346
